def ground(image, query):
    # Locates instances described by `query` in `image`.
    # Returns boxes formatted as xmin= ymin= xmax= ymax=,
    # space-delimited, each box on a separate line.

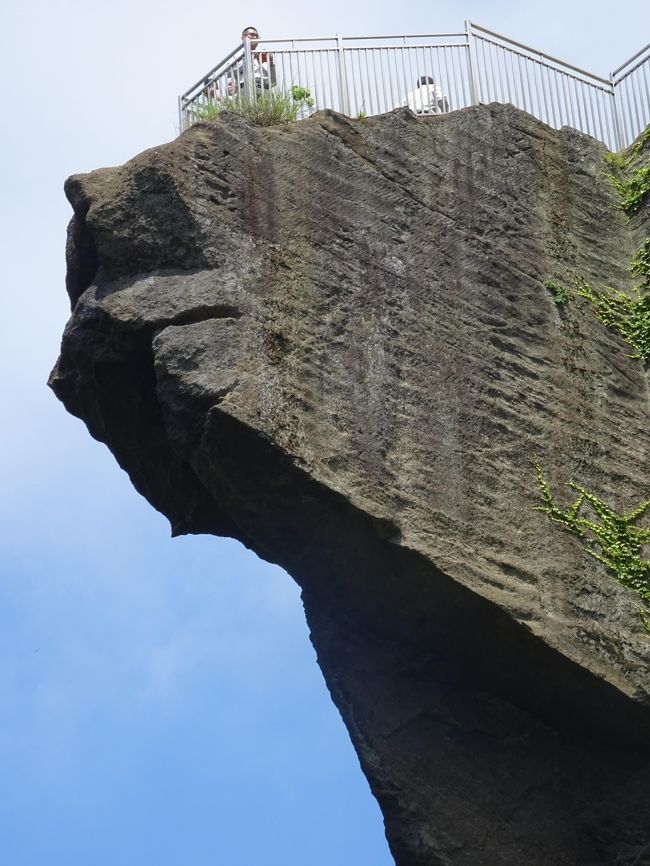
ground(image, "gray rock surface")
xmin=51 ymin=104 xmax=650 ymax=865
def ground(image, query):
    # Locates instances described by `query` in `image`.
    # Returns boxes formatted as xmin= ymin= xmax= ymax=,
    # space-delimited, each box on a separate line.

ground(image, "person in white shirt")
xmin=232 ymin=26 xmax=276 ymax=93
xmin=401 ymin=76 xmax=449 ymax=115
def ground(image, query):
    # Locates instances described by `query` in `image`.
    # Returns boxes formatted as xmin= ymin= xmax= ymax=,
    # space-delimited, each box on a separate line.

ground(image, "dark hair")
xmin=418 ymin=76 xmax=435 ymax=86
xmin=242 ymin=26 xmax=259 ymax=37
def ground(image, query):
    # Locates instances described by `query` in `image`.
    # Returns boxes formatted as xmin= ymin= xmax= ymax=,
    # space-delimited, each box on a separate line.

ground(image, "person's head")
xmin=419 ymin=76 xmax=435 ymax=86
xmin=241 ymin=26 xmax=260 ymax=48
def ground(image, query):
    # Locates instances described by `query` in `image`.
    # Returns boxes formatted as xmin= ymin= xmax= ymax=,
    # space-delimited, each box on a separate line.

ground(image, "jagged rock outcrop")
xmin=50 ymin=104 xmax=650 ymax=865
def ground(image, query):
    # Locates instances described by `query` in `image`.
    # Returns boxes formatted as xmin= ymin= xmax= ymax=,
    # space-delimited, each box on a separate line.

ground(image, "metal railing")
xmin=179 ymin=22 xmax=650 ymax=151
xmin=612 ymin=40 xmax=650 ymax=147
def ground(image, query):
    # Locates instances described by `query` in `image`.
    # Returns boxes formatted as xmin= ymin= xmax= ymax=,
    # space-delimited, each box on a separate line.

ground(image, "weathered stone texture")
xmin=51 ymin=104 xmax=650 ymax=865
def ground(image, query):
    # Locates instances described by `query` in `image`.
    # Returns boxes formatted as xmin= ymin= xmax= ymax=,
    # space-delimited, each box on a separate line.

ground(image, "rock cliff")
xmin=50 ymin=103 xmax=650 ymax=865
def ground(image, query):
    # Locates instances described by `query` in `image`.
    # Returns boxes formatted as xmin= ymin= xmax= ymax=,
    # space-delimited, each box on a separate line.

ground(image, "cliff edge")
xmin=50 ymin=104 xmax=650 ymax=865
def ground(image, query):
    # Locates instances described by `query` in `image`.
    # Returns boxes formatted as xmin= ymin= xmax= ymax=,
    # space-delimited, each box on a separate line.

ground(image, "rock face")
xmin=51 ymin=104 xmax=650 ymax=865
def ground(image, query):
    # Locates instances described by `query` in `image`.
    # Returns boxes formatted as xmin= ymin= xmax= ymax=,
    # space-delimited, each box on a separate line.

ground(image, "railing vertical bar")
xmin=347 ymin=50 xmax=358 ymax=115
xmin=439 ymin=47 xmax=447 ymax=109
xmin=547 ymin=66 xmax=557 ymax=128
xmin=449 ymin=46 xmax=456 ymax=108
xmin=447 ymin=47 xmax=458 ymax=110
xmin=555 ymin=68 xmax=565 ymax=128
xmin=402 ymin=45 xmax=411 ymax=103
xmin=533 ymin=60 xmax=543 ymax=119
xmin=502 ymin=46 xmax=510 ymax=103
xmin=361 ymin=49 xmax=372 ymax=116
xmin=387 ymin=47 xmax=398 ymax=109
xmin=510 ymin=51 xmax=520 ymax=109
xmin=496 ymin=44 xmax=504 ymax=102
xmin=632 ymin=71 xmax=644 ymax=138
xmin=361 ymin=50 xmax=371 ymax=116
xmin=524 ymin=52 xmax=533 ymax=112
xmin=502 ymin=48 xmax=517 ymax=105
xmin=372 ymin=48 xmax=382 ymax=113
xmin=364 ymin=48 xmax=373 ymax=114
xmin=589 ymin=85 xmax=597 ymax=139
xmin=489 ymin=38 xmax=499 ymax=103
xmin=509 ymin=47 xmax=519 ymax=106
xmin=484 ymin=38 xmax=495 ymax=102
xmin=514 ymin=53 xmax=524 ymax=111
xmin=540 ymin=62 xmax=551 ymax=125
xmin=378 ymin=48 xmax=388 ymax=113
xmin=594 ymin=87 xmax=606 ymax=145
xmin=431 ymin=46 xmax=441 ymax=111
xmin=465 ymin=20 xmax=480 ymax=105
xmin=577 ymin=77 xmax=588 ymax=132
xmin=641 ymin=57 xmax=650 ymax=124
xmin=336 ymin=34 xmax=350 ymax=115
xmin=473 ymin=38 xmax=482 ymax=102
xmin=480 ymin=38 xmax=490 ymax=102
xmin=375 ymin=49 xmax=386 ymax=113
xmin=617 ymin=78 xmax=629 ymax=148
xmin=475 ymin=38 xmax=485 ymax=102
xmin=566 ymin=75 xmax=580 ymax=129
xmin=316 ymin=51 xmax=325 ymax=110
xmin=451 ymin=47 xmax=461 ymax=108
xmin=399 ymin=45 xmax=408 ymax=111
xmin=588 ymin=86 xmax=598 ymax=138
xmin=585 ymin=82 xmax=594 ymax=136
xmin=566 ymin=73 xmax=577 ymax=129
xmin=462 ymin=44 xmax=472 ymax=106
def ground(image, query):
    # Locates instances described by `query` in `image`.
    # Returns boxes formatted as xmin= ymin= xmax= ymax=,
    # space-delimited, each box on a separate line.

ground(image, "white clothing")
xmin=400 ymin=83 xmax=447 ymax=114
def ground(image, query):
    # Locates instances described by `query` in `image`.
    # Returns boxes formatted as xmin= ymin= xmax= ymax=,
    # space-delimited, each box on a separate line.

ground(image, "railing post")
xmin=465 ymin=20 xmax=480 ymax=106
xmin=243 ymin=37 xmax=254 ymax=101
xmin=178 ymin=95 xmax=185 ymax=133
xmin=610 ymin=73 xmax=626 ymax=151
xmin=336 ymin=34 xmax=351 ymax=116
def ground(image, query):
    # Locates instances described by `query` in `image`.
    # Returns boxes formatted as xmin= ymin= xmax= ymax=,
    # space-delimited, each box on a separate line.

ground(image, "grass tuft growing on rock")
xmin=192 ymin=86 xmax=314 ymax=127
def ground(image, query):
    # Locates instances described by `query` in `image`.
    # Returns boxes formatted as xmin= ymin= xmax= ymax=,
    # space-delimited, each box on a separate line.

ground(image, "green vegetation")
xmin=543 ymin=278 xmax=568 ymax=306
xmin=606 ymin=125 xmax=650 ymax=216
xmin=534 ymin=461 xmax=650 ymax=632
xmin=610 ymin=164 xmax=650 ymax=216
xmin=192 ymin=85 xmax=315 ymax=128
xmin=575 ymin=235 xmax=650 ymax=361
xmin=576 ymin=276 xmax=650 ymax=360
xmin=630 ymin=238 xmax=650 ymax=290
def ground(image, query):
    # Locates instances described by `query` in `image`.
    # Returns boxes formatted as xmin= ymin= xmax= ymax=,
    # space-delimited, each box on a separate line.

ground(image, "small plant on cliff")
xmin=609 ymin=165 xmax=650 ymax=216
xmin=576 ymin=275 xmax=650 ymax=360
xmin=192 ymin=85 xmax=314 ymax=127
xmin=534 ymin=461 xmax=650 ymax=633
xmin=630 ymin=238 xmax=650 ymax=291
xmin=606 ymin=125 xmax=650 ymax=216
xmin=543 ymin=278 xmax=568 ymax=306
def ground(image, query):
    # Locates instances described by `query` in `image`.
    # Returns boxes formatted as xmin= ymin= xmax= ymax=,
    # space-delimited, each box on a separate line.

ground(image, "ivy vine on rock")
xmin=534 ymin=461 xmax=650 ymax=633
xmin=575 ymin=275 xmax=650 ymax=360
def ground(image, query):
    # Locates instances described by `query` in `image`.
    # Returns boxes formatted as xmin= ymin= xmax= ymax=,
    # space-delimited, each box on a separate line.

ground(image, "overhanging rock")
xmin=51 ymin=104 xmax=650 ymax=866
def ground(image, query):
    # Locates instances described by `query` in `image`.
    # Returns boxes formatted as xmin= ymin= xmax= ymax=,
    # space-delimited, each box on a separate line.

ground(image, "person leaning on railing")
xmin=400 ymin=76 xmax=449 ymax=114
xmin=227 ymin=26 xmax=277 ymax=95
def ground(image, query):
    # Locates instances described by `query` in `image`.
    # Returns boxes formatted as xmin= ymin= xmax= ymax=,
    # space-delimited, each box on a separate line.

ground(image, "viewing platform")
xmin=179 ymin=22 xmax=650 ymax=151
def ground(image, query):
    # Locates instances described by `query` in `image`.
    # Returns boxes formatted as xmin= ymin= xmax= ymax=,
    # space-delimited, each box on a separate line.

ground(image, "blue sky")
xmin=0 ymin=1 xmax=647 ymax=864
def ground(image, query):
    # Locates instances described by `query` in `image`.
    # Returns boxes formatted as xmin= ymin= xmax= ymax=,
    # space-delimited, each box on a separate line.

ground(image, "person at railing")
xmin=400 ymin=76 xmax=449 ymax=115
xmin=227 ymin=26 xmax=276 ymax=95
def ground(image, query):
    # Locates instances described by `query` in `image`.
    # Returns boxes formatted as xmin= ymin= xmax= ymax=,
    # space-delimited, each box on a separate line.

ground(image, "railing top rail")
xmin=253 ymin=32 xmax=468 ymax=44
xmin=469 ymin=20 xmax=612 ymax=86
xmin=181 ymin=42 xmax=244 ymax=100
xmin=265 ymin=41 xmax=470 ymax=53
xmin=611 ymin=39 xmax=650 ymax=77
